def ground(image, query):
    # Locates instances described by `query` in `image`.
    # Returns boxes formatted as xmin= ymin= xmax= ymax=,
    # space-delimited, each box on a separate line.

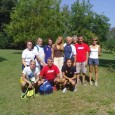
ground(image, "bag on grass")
xmin=26 ymin=87 xmax=35 ymax=97
xmin=39 ymin=80 xmax=53 ymax=94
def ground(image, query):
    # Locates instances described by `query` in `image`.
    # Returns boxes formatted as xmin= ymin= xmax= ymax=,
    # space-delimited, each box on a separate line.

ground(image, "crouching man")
xmin=39 ymin=57 xmax=61 ymax=91
xmin=61 ymin=59 xmax=77 ymax=93
xmin=20 ymin=60 xmax=43 ymax=98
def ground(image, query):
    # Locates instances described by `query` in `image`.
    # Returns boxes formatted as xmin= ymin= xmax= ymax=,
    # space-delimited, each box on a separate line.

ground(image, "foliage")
xmin=4 ymin=0 xmax=111 ymax=47
xmin=70 ymin=0 xmax=110 ymax=42
xmin=105 ymin=37 xmax=115 ymax=51
xmin=6 ymin=0 xmax=64 ymax=43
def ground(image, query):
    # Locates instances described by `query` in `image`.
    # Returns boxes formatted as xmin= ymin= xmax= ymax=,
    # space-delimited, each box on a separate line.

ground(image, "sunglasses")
xmin=93 ymin=40 xmax=97 ymax=41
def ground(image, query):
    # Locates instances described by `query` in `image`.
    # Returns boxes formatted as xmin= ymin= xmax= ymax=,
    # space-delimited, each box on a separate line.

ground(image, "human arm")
xmin=36 ymin=55 xmax=46 ymax=66
xmin=51 ymin=44 xmax=54 ymax=59
xmin=22 ymin=50 xmax=27 ymax=67
xmin=72 ymin=45 xmax=76 ymax=66
xmin=22 ymin=73 xmax=32 ymax=88
xmin=98 ymin=45 xmax=101 ymax=56
xmin=22 ymin=58 xmax=27 ymax=67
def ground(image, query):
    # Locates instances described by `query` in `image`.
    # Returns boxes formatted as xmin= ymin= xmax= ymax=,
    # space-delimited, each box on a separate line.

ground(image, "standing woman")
xmin=22 ymin=40 xmax=35 ymax=70
xmin=52 ymin=36 xmax=64 ymax=73
xmin=88 ymin=37 xmax=101 ymax=86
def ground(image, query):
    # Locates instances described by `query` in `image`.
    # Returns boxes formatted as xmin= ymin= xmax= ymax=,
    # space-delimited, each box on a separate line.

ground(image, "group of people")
xmin=20 ymin=35 xmax=101 ymax=97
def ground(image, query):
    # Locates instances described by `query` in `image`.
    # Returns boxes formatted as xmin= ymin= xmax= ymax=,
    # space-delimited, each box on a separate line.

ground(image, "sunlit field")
xmin=0 ymin=49 xmax=115 ymax=115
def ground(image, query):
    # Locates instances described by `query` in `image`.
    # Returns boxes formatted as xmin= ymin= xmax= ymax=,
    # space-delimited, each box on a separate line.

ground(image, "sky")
xmin=61 ymin=0 xmax=115 ymax=28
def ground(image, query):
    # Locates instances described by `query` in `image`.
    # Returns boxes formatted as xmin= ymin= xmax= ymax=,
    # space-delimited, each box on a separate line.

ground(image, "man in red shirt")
xmin=39 ymin=57 xmax=61 ymax=90
xmin=75 ymin=36 xmax=90 ymax=86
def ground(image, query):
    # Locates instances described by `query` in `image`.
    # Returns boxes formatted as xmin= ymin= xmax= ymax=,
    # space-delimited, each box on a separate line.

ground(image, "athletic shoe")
xmin=83 ymin=83 xmax=87 ymax=87
xmin=89 ymin=81 xmax=93 ymax=86
xmin=21 ymin=93 xmax=27 ymax=99
xmin=73 ymin=88 xmax=77 ymax=92
xmin=95 ymin=82 xmax=98 ymax=87
xmin=62 ymin=88 xmax=67 ymax=93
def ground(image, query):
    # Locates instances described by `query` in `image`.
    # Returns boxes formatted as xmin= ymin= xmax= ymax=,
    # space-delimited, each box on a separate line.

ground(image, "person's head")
xmin=56 ymin=36 xmax=63 ymax=45
xmin=66 ymin=36 xmax=73 ymax=45
xmin=78 ymin=36 xmax=84 ymax=44
xmin=66 ymin=59 xmax=73 ymax=67
xmin=72 ymin=35 xmax=78 ymax=44
xmin=47 ymin=57 xmax=53 ymax=67
xmin=30 ymin=60 xmax=36 ymax=70
xmin=47 ymin=38 xmax=53 ymax=46
xmin=92 ymin=37 xmax=98 ymax=45
xmin=26 ymin=40 xmax=33 ymax=50
xmin=37 ymin=38 xmax=43 ymax=46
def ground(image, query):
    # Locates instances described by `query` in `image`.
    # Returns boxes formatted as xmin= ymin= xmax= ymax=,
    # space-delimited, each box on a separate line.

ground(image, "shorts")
xmin=88 ymin=58 xmax=99 ymax=65
xmin=76 ymin=61 xmax=87 ymax=74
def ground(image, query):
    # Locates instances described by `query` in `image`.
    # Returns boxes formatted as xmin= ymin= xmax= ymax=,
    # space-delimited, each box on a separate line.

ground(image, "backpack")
xmin=39 ymin=80 xmax=53 ymax=94
xmin=64 ymin=45 xmax=74 ymax=62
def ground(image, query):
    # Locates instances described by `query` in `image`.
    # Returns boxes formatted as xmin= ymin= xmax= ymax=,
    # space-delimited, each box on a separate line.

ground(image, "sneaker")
xmin=95 ymin=82 xmax=98 ymax=87
xmin=73 ymin=88 xmax=77 ymax=92
xmin=83 ymin=83 xmax=87 ymax=87
xmin=89 ymin=81 xmax=93 ymax=86
xmin=62 ymin=88 xmax=67 ymax=93
xmin=21 ymin=93 xmax=26 ymax=99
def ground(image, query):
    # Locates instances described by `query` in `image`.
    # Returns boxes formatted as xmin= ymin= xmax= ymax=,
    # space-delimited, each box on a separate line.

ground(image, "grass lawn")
xmin=0 ymin=49 xmax=115 ymax=115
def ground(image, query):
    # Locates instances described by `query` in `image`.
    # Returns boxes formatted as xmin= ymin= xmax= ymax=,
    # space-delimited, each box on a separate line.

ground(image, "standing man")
xmin=64 ymin=36 xmax=76 ymax=66
xmin=44 ymin=38 xmax=53 ymax=63
xmin=75 ymin=36 xmax=90 ymax=86
xmin=33 ymin=38 xmax=46 ymax=70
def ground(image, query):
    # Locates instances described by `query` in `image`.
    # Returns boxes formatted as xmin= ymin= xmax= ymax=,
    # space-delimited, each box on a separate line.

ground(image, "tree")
xmin=0 ymin=0 xmax=17 ymax=31
xmin=70 ymin=0 xmax=110 ymax=43
xmin=0 ymin=0 xmax=17 ymax=48
xmin=6 ymin=0 xmax=65 ymax=44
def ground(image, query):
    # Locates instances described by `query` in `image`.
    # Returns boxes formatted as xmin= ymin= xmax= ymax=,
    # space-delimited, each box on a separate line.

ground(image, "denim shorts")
xmin=88 ymin=58 xmax=99 ymax=65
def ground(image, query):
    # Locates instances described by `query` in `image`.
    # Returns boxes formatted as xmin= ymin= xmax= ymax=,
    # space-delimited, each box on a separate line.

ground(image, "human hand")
xmin=28 ymin=82 xmax=32 ymax=88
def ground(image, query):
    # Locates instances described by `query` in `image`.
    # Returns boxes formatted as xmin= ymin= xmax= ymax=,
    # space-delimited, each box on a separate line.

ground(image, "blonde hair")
xmin=55 ymin=36 xmax=64 ymax=50
xmin=30 ymin=60 xmax=36 ymax=64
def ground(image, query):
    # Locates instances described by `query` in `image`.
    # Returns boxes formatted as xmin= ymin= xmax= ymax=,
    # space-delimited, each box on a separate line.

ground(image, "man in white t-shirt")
xmin=20 ymin=60 xmax=43 ymax=97
xmin=33 ymin=38 xmax=46 ymax=70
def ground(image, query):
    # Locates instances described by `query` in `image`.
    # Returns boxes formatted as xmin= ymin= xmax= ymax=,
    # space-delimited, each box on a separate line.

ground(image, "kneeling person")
xmin=39 ymin=57 xmax=60 ymax=90
xmin=61 ymin=59 xmax=77 ymax=93
xmin=20 ymin=60 xmax=42 ymax=98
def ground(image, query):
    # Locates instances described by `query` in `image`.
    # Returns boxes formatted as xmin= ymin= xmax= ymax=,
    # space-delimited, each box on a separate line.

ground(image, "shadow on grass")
xmin=0 ymin=57 xmax=7 ymax=62
xmin=99 ymin=59 xmax=115 ymax=69
xmin=13 ymin=51 xmax=22 ymax=54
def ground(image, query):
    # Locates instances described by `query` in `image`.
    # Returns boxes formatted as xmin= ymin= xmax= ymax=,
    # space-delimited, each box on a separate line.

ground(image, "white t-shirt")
xmin=33 ymin=45 xmax=45 ymax=66
xmin=22 ymin=67 xmax=40 ymax=81
xmin=22 ymin=49 xmax=35 ymax=66
xmin=64 ymin=43 xmax=76 ymax=55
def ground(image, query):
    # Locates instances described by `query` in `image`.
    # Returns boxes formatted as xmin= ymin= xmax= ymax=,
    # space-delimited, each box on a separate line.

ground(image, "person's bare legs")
xmin=94 ymin=65 xmax=98 ymax=86
xmin=76 ymin=74 xmax=80 ymax=85
xmin=89 ymin=65 xmax=93 ymax=85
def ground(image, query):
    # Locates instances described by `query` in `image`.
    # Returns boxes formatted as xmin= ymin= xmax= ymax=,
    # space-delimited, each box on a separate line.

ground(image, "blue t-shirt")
xmin=44 ymin=45 xmax=52 ymax=63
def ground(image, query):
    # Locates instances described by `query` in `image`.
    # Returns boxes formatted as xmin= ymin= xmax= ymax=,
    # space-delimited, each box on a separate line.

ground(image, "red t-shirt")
xmin=75 ymin=43 xmax=90 ymax=62
xmin=40 ymin=64 xmax=60 ymax=81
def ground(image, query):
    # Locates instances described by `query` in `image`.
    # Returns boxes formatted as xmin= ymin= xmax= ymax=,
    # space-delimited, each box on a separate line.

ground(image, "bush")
xmin=0 ymin=32 xmax=13 ymax=49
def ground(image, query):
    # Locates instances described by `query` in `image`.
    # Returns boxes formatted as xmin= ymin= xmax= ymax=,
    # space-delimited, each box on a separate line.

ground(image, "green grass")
xmin=0 ymin=49 xmax=115 ymax=115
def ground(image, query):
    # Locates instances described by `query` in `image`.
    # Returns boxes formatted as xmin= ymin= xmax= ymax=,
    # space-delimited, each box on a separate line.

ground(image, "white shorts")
xmin=54 ymin=57 xmax=64 ymax=73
